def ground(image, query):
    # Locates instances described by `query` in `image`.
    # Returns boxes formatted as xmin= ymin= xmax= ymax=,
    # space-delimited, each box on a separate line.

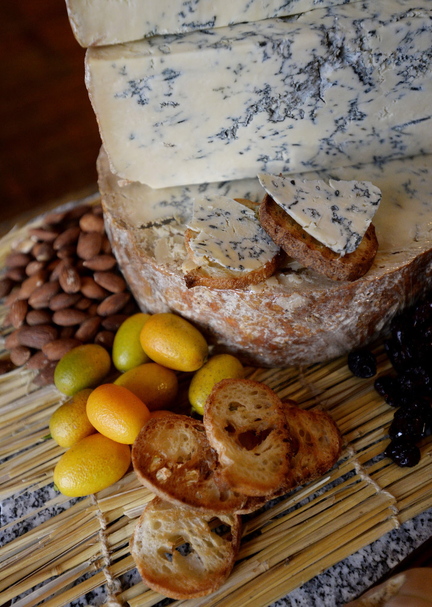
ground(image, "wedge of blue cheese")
xmin=258 ymin=174 xmax=382 ymax=255
xmin=85 ymin=0 xmax=432 ymax=188
xmin=66 ymin=0 xmax=350 ymax=47
xmin=184 ymin=196 xmax=280 ymax=272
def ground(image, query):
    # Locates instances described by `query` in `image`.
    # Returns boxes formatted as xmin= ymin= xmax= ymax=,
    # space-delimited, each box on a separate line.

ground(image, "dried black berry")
xmin=374 ymin=375 xmax=401 ymax=407
xmin=348 ymin=350 xmax=377 ymax=378
xmin=398 ymin=367 xmax=432 ymax=397
xmin=384 ymin=439 xmax=421 ymax=467
xmin=389 ymin=415 xmax=427 ymax=442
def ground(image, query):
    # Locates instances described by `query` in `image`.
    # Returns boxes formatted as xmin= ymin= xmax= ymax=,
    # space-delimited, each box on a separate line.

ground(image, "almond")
xmin=57 ymin=244 xmax=77 ymax=259
xmin=59 ymin=266 xmax=81 ymax=294
xmin=25 ymin=260 xmax=46 ymax=277
xmin=77 ymin=231 xmax=102 ymax=260
xmin=5 ymin=252 xmax=31 ymax=268
xmin=42 ymin=338 xmax=82 ymax=361
xmin=83 ymin=254 xmax=116 ymax=272
xmin=17 ymin=324 xmax=58 ymax=349
xmin=74 ymin=297 xmax=92 ymax=311
xmin=95 ymin=330 xmax=115 ymax=349
xmin=6 ymin=267 xmax=27 ymax=282
xmin=53 ymin=226 xmax=81 ymax=250
xmin=101 ymin=314 xmax=129 ymax=332
xmin=18 ymin=271 xmax=47 ymax=300
xmin=97 ymin=292 xmax=131 ymax=316
xmin=79 ymin=212 xmax=105 ymax=234
xmin=28 ymin=280 xmax=60 ymax=309
xmin=5 ymin=330 xmax=21 ymax=350
xmin=10 ymin=299 xmax=28 ymax=328
xmin=66 ymin=204 xmax=92 ymax=221
xmin=43 ymin=209 xmax=67 ymax=226
xmin=26 ymin=309 xmax=53 ymax=326
xmin=28 ymin=227 xmax=59 ymax=242
xmin=49 ymin=292 xmax=81 ymax=311
xmin=52 ymin=309 xmax=88 ymax=327
xmin=49 ymin=258 xmax=72 ymax=282
xmin=32 ymin=241 xmax=55 ymax=262
xmin=25 ymin=350 xmax=49 ymax=370
xmin=93 ymin=271 xmax=126 ymax=293
xmin=33 ymin=360 xmax=57 ymax=387
xmin=75 ymin=316 xmax=102 ymax=342
xmin=0 ymin=277 xmax=14 ymax=298
xmin=10 ymin=346 xmax=32 ymax=366
xmin=80 ymin=276 xmax=108 ymax=300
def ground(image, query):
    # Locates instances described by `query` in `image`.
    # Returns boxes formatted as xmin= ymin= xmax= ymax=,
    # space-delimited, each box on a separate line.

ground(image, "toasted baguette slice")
xmin=259 ymin=194 xmax=378 ymax=281
xmin=130 ymin=496 xmax=242 ymax=599
xmin=281 ymin=401 xmax=343 ymax=489
xmin=238 ymin=401 xmax=343 ymax=513
xmin=204 ymin=379 xmax=293 ymax=497
xmin=131 ymin=413 xmax=250 ymax=513
xmin=184 ymin=198 xmax=285 ymax=289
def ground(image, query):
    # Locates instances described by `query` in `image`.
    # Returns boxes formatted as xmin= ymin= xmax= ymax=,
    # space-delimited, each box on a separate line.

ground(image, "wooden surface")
xmin=0 ymin=0 xmax=100 ymax=227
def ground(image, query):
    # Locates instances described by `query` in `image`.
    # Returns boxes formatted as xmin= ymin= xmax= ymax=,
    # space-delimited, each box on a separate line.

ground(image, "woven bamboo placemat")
xmin=0 ymin=214 xmax=431 ymax=607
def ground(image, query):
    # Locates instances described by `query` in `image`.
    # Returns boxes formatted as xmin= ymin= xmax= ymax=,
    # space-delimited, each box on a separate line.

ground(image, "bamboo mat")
xmin=0 ymin=212 xmax=431 ymax=607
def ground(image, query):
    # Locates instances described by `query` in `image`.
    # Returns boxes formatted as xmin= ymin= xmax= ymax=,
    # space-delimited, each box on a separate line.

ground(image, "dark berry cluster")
xmin=349 ymin=294 xmax=432 ymax=467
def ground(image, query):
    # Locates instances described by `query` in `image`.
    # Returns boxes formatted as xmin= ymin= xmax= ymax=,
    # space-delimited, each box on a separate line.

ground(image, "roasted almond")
xmin=49 ymin=258 xmax=72 ymax=282
xmin=53 ymin=226 xmax=81 ymax=250
xmin=101 ymin=235 xmax=112 ymax=255
xmin=32 ymin=241 xmax=55 ymax=262
xmin=17 ymin=271 xmax=47 ymax=300
xmin=5 ymin=252 xmax=31 ymax=268
xmin=42 ymin=338 xmax=82 ymax=361
xmin=26 ymin=309 xmax=53 ymax=326
xmin=28 ymin=227 xmax=59 ymax=242
xmin=0 ymin=358 xmax=15 ymax=374
xmin=96 ymin=292 xmax=131 ymax=316
xmin=6 ymin=267 xmax=27 ymax=282
xmin=43 ymin=209 xmax=67 ymax=226
xmin=101 ymin=314 xmax=129 ymax=332
xmin=59 ymin=266 xmax=81 ymax=294
xmin=5 ymin=330 xmax=21 ymax=350
xmin=57 ymin=244 xmax=77 ymax=260
xmin=25 ymin=350 xmax=49 ymax=370
xmin=10 ymin=346 xmax=32 ymax=366
xmin=79 ymin=212 xmax=105 ymax=234
xmin=52 ymin=308 xmax=88 ymax=327
xmin=93 ymin=271 xmax=126 ymax=293
xmin=74 ymin=297 xmax=92 ymax=311
xmin=77 ymin=231 xmax=102 ymax=260
xmin=49 ymin=292 xmax=81 ymax=311
xmin=80 ymin=276 xmax=108 ymax=300
xmin=0 ymin=277 xmax=14 ymax=298
xmin=95 ymin=330 xmax=115 ymax=349
xmin=66 ymin=204 xmax=92 ymax=221
xmin=74 ymin=316 xmax=102 ymax=342
xmin=28 ymin=280 xmax=60 ymax=309
xmin=17 ymin=324 xmax=58 ymax=349
xmin=26 ymin=260 xmax=46 ymax=277
xmin=33 ymin=361 xmax=57 ymax=387
xmin=83 ymin=254 xmax=116 ymax=272
xmin=10 ymin=299 xmax=28 ymax=328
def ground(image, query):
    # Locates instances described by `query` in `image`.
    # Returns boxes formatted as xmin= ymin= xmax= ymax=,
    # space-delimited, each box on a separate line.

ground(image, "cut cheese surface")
xmin=86 ymin=0 xmax=432 ymax=189
xmin=258 ymin=174 xmax=382 ymax=255
xmin=186 ymin=196 xmax=280 ymax=272
xmin=66 ymin=0 xmax=351 ymax=47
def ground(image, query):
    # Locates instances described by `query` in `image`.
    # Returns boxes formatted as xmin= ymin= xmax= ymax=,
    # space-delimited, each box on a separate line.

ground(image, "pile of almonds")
xmin=0 ymin=202 xmax=139 ymax=385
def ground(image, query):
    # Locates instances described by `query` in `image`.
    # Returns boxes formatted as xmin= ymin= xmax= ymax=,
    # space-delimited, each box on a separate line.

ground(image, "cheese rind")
xmin=66 ymin=0 xmax=351 ymax=47
xmin=86 ymin=0 xmax=432 ymax=189
xmin=258 ymin=174 xmax=382 ymax=255
xmin=186 ymin=196 xmax=280 ymax=271
xmin=99 ymin=151 xmax=432 ymax=367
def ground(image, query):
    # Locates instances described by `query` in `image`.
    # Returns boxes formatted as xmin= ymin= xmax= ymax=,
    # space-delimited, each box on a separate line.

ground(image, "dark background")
xmin=0 ymin=1 xmax=101 ymax=230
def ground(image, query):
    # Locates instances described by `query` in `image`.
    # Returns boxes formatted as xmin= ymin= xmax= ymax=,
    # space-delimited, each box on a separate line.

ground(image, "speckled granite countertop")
xmin=1 ymin=482 xmax=431 ymax=607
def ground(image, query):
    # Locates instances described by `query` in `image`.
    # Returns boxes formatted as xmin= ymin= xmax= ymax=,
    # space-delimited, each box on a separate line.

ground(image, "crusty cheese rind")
xmin=130 ymin=496 xmax=242 ymax=599
xmin=99 ymin=149 xmax=432 ymax=368
xmin=259 ymin=194 xmax=379 ymax=282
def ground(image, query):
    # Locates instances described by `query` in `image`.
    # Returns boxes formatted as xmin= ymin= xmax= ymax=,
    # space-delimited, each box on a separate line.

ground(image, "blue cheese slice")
xmin=85 ymin=0 xmax=432 ymax=188
xmin=66 ymin=0 xmax=350 ymax=47
xmin=259 ymin=174 xmax=382 ymax=255
xmin=185 ymin=196 xmax=280 ymax=272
